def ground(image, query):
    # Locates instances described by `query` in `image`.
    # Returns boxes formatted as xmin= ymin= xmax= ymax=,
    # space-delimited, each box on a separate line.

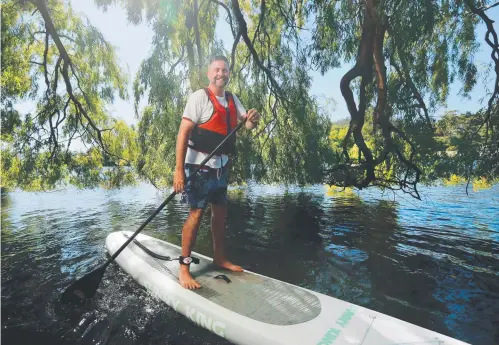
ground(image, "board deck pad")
xmin=125 ymin=234 xmax=322 ymax=325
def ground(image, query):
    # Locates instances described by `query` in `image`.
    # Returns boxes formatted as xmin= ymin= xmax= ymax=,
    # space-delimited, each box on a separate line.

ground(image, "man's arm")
xmin=173 ymin=118 xmax=196 ymax=192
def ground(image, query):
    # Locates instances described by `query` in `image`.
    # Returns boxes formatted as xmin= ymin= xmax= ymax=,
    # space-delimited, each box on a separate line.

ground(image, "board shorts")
xmin=180 ymin=163 xmax=229 ymax=209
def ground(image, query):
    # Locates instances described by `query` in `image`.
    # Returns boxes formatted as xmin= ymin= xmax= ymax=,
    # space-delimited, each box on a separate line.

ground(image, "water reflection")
xmin=1 ymin=184 xmax=498 ymax=345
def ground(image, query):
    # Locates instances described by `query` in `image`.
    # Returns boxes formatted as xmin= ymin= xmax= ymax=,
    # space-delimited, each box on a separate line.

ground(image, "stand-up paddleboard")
xmin=105 ymin=231 xmax=469 ymax=345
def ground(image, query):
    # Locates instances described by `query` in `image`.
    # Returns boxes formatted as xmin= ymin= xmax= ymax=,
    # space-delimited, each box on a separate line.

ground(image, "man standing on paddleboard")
xmin=173 ymin=55 xmax=260 ymax=289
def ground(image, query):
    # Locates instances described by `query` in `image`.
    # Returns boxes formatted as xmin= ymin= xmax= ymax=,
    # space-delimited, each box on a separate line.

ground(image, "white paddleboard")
xmin=105 ymin=230 xmax=469 ymax=345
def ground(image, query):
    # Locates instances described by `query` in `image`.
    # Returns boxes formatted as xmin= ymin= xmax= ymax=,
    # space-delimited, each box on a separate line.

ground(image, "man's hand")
xmin=245 ymin=109 xmax=260 ymax=129
xmin=173 ymin=168 xmax=186 ymax=193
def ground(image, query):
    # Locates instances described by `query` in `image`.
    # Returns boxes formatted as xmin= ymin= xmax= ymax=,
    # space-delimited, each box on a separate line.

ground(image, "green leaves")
xmin=1 ymin=0 xmax=134 ymax=191
xmin=328 ymin=108 xmax=497 ymax=190
xmin=2 ymin=0 xmax=497 ymax=193
xmin=1 ymin=2 xmax=38 ymax=103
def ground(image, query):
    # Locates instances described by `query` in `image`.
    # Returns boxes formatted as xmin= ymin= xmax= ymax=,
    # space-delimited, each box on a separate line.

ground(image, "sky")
xmin=15 ymin=1 xmax=499 ymax=127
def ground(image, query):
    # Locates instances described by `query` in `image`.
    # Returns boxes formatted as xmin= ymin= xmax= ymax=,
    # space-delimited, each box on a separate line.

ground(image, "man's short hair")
xmin=209 ymin=55 xmax=229 ymax=67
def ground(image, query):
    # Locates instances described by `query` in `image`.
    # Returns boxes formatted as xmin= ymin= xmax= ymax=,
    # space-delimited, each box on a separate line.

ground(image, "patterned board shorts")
xmin=180 ymin=163 xmax=229 ymax=209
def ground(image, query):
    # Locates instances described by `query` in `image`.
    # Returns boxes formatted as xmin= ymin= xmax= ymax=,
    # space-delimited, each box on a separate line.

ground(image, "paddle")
xmin=60 ymin=118 xmax=247 ymax=305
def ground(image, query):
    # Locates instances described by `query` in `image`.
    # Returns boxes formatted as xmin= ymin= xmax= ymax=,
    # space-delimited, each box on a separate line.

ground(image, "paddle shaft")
xmin=103 ymin=118 xmax=247 ymax=269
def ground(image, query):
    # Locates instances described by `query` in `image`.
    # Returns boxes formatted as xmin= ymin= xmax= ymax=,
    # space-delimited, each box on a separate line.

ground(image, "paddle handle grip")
xmin=104 ymin=118 xmax=247 ymax=268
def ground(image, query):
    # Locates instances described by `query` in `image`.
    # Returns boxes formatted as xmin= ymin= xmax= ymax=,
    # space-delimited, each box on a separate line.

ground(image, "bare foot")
xmin=179 ymin=266 xmax=201 ymax=289
xmin=213 ymin=259 xmax=244 ymax=272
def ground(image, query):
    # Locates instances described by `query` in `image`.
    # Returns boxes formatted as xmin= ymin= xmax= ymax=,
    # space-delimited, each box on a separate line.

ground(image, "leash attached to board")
xmin=123 ymin=233 xmax=200 ymax=264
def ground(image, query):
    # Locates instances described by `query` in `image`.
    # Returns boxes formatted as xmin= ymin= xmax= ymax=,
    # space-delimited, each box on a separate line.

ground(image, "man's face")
xmin=207 ymin=60 xmax=229 ymax=88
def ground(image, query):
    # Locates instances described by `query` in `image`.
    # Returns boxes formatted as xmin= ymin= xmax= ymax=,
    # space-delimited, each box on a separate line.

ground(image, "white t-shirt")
xmin=182 ymin=89 xmax=247 ymax=168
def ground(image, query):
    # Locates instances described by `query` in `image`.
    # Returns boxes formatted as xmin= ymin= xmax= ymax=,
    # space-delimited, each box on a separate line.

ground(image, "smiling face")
xmin=207 ymin=58 xmax=230 ymax=89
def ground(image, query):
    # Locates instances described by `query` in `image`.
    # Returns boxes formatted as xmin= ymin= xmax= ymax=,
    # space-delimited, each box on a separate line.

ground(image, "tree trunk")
xmin=339 ymin=0 xmax=376 ymax=185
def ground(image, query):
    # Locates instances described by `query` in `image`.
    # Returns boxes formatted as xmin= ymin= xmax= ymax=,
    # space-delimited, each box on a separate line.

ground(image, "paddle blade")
xmin=60 ymin=265 xmax=106 ymax=305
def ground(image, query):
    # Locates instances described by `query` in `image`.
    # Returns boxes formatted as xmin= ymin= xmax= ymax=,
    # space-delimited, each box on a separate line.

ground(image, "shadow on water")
xmin=1 ymin=184 xmax=498 ymax=345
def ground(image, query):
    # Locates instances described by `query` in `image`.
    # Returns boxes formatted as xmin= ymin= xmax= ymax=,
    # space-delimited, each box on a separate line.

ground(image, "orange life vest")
xmin=188 ymin=87 xmax=238 ymax=154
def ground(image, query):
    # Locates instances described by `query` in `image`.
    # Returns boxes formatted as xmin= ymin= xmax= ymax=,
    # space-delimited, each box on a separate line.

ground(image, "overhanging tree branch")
xmin=230 ymin=30 xmax=241 ymax=73
xmin=193 ymin=0 xmax=204 ymax=68
xmin=463 ymin=0 xmax=499 ymax=194
xmin=329 ymin=0 xmax=422 ymax=196
xmin=209 ymin=0 xmax=236 ymax=38
xmin=230 ymin=0 xmax=288 ymax=102
xmin=390 ymin=49 xmax=434 ymax=131
xmin=339 ymin=0 xmax=376 ymax=186
xmin=481 ymin=1 xmax=499 ymax=11
xmin=464 ymin=0 xmax=498 ymax=130
xmin=30 ymin=0 xmax=125 ymax=163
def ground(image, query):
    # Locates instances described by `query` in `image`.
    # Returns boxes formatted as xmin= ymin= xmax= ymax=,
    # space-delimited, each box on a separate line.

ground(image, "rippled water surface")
xmin=1 ymin=183 xmax=498 ymax=345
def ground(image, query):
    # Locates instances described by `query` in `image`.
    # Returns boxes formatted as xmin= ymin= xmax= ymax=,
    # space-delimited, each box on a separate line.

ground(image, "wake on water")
xmin=56 ymin=262 xmax=231 ymax=345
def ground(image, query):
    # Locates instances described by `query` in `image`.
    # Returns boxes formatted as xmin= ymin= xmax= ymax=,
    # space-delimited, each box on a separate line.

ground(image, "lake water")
xmin=1 ymin=183 xmax=498 ymax=345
